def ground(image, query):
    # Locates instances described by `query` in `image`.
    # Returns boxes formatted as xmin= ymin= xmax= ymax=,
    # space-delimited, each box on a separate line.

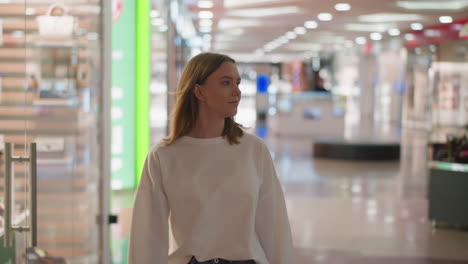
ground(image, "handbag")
xmin=37 ymin=3 xmax=75 ymax=37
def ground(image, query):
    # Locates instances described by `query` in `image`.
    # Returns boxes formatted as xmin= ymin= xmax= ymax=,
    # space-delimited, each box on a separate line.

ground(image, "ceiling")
xmin=185 ymin=0 xmax=468 ymax=61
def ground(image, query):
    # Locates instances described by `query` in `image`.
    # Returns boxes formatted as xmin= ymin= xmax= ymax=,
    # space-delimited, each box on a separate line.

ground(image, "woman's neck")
xmin=187 ymin=114 xmax=225 ymax=139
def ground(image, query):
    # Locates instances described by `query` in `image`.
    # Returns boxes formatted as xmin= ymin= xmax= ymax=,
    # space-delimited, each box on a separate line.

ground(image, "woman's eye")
xmin=222 ymin=81 xmax=230 ymax=86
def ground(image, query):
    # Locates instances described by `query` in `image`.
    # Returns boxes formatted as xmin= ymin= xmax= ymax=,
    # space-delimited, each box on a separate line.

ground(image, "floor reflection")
xmin=111 ymin=127 xmax=468 ymax=263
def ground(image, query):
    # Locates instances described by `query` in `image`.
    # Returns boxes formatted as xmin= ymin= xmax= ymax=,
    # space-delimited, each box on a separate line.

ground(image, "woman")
xmin=128 ymin=52 xmax=294 ymax=264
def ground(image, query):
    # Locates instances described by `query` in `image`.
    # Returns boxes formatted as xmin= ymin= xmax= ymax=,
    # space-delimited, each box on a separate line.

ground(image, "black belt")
xmin=188 ymin=256 xmax=255 ymax=264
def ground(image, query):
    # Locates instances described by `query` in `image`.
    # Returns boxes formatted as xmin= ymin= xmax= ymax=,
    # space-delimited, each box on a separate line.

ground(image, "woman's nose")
xmin=234 ymin=85 xmax=241 ymax=96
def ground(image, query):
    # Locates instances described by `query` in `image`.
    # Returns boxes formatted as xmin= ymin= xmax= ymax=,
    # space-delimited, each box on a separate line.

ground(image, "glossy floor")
xmin=111 ymin=126 xmax=468 ymax=264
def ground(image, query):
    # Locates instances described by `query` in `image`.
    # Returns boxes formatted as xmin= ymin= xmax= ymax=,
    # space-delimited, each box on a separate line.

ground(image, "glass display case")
xmin=0 ymin=1 xmax=108 ymax=263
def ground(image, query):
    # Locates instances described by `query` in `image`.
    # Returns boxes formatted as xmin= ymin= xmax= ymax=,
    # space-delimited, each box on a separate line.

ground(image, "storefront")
xmin=0 ymin=1 xmax=111 ymax=263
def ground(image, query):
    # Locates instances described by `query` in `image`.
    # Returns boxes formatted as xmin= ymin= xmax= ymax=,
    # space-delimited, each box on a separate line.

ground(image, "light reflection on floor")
xmin=111 ymin=126 xmax=468 ymax=263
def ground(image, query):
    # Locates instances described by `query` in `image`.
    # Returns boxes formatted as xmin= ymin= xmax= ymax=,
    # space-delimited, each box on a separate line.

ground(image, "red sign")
xmin=112 ymin=0 xmax=123 ymax=23
xmin=403 ymin=18 xmax=468 ymax=48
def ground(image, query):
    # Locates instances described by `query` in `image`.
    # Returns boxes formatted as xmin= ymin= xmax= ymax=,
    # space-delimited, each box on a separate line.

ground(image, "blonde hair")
xmin=164 ymin=52 xmax=245 ymax=146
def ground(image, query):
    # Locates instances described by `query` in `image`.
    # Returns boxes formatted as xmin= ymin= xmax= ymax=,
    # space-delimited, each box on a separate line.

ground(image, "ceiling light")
xmin=198 ymin=0 xmax=214 ymax=8
xmin=226 ymin=6 xmax=301 ymax=17
xmin=304 ymin=20 xmax=318 ymax=29
xmin=150 ymin=10 xmax=160 ymax=18
xmin=318 ymin=13 xmax=333 ymax=21
xmin=200 ymin=26 xmax=212 ymax=33
xmin=359 ymin=13 xmax=424 ymax=23
xmin=411 ymin=23 xmax=423 ymax=30
xmin=370 ymin=32 xmax=383 ymax=40
xmin=286 ymin=43 xmax=322 ymax=51
xmin=278 ymin=36 xmax=289 ymax=44
xmin=198 ymin=11 xmax=214 ymax=19
xmin=294 ymin=27 xmax=307 ymax=35
xmin=286 ymin=31 xmax=297 ymax=39
xmin=199 ymin=19 xmax=213 ymax=27
xmin=388 ymin=28 xmax=401 ymax=36
xmin=335 ymin=3 xmax=351 ymax=11
xmin=151 ymin=18 xmax=165 ymax=26
xmin=355 ymin=37 xmax=366 ymax=45
xmin=396 ymin=0 xmax=468 ymax=10
xmin=439 ymin=16 xmax=453 ymax=23
xmin=217 ymin=19 xmax=262 ymax=29
xmin=224 ymin=0 xmax=291 ymax=8
xmin=346 ymin=23 xmax=394 ymax=32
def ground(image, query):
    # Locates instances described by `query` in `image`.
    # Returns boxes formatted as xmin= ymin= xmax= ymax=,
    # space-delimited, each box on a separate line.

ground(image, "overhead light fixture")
xmin=200 ymin=26 xmax=212 ymax=33
xmin=199 ymin=19 xmax=213 ymax=27
xmin=217 ymin=19 xmax=262 ymax=29
xmin=151 ymin=18 xmax=165 ymax=26
xmin=150 ymin=10 xmax=160 ymax=18
xmin=335 ymin=3 xmax=351 ymax=11
xmin=359 ymin=13 xmax=424 ymax=23
xmin=355 ymin=36 xmax=366 ymax=45
xmin=410 ymin=23 xmax=423 ymax=30
xmin=294 ymin=26 xmax=307 ymax=35
xmin=198 ymin=11 xmax=214 ymax=19
xmin=318 ymin=13 xmax=333 ymax=21
xmin=286 ymin=31 xmax=297 ymax=39
xmin=304 ymin=20 xmax=318 ymax=29
xmin=439 ymin=16 xmax=453 ymax=23
xmin=396 ymin=0 xmax=468 ymax=10
xmin=198 ymin=0 xmax=214 ymax=8
xmin=224 ymin=0 xmax=292 ymax=8
xmin=388 ymin=28 xmax=401 ymax=36
xmin=345 ymin=23 xmax=394 ymax=32
xmin=370 ymin=32 xmax=383 ymax=40
xmin=226 ymin=6 xmax=301 ymax=17
xmin=278 ymin=36 xmax=289 ymax=44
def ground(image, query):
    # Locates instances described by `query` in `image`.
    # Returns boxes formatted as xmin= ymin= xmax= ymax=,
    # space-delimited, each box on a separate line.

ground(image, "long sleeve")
xmin=128 ymin=151 xmax=169 ymax=264
xmin=255 ymin=145 xmax=295 ymax=264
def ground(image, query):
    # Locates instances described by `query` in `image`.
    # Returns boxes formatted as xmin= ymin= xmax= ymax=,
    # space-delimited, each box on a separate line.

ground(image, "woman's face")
xmin=198 ymin=61 xmax=242 ymax=118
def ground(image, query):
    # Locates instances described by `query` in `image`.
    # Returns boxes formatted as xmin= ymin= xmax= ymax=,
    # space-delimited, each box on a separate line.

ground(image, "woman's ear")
xmin=194 ymin=84 xmax=205 ymax=102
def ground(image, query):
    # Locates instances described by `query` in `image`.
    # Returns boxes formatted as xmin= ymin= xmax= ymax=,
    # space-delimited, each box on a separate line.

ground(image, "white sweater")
xmin=128 ymin=133 xmax=294 ymax=264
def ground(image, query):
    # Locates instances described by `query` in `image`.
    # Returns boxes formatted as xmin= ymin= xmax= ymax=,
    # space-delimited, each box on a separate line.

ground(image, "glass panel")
xmin=0 ymin=0 xmax=31 ymax=262
xmin=17 ymin=0 xmax=102 ymax=263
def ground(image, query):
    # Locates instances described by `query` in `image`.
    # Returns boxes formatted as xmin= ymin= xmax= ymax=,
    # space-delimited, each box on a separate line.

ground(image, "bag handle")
xmin=46 ymin=3 xmax=69 ymax=17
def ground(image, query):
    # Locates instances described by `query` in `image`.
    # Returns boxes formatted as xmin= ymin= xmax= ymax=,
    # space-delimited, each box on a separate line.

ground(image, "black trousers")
xmin=188 ymin=256 xmax=255 ymax=264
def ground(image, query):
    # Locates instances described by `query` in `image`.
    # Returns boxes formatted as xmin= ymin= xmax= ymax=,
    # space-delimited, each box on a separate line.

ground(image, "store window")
xmin=0 ymin=1 xmax=106 ymax=263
